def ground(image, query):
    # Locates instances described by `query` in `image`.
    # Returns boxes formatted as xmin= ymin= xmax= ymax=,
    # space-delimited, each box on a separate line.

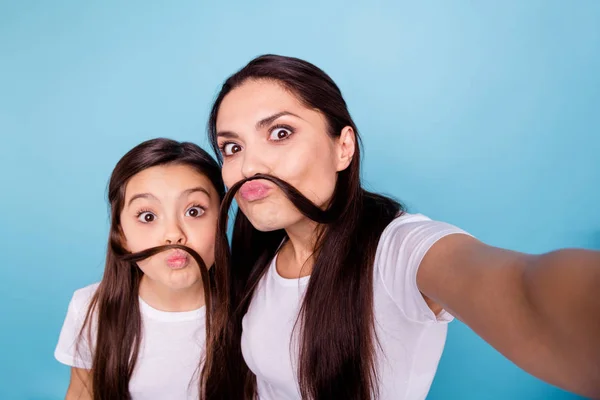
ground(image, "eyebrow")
xmin=127 ymin=187 xmax=211 ymax=207
xmin=255 ymin=111 xmax=302 ymax=130
xmin=182 ymin=186 xmax=211 ymax=199
xmin=216 ymin=111 xmax=303 ymax=139
xmin=127 ymin=193 xmax=157 ymax=207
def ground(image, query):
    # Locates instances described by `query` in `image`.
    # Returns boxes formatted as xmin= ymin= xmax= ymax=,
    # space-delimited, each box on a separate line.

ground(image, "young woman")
xmin=55 ymin=138 xmax=225 ymax=399
xmin=205 ymin=55 xmax=600 ymax=400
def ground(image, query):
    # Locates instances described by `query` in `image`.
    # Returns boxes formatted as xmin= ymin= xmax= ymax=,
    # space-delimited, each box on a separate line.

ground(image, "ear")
xmin=335 ymin=126 xmax=356 ymax=172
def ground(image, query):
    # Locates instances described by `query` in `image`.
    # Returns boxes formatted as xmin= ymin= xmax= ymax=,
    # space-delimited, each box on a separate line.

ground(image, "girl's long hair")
xmin=76 ymin=138 xmax=225 ymax=399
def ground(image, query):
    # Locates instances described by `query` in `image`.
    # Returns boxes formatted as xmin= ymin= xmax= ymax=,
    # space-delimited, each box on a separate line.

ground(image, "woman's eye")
xmin=223 ymin=142 xmax=242 ymax=156
xmin=269 ymin=127 xmax=292 ymax=141
xmin=185 ymin=206 xmax=205 ymax=218
xmin=137 ymin=212 xmax=156 ymax=223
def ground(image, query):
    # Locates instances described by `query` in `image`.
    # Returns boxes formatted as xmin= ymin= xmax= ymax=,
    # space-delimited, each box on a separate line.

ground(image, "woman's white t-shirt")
xmin=54 ymin=283 xmax=206 ymax=400
xmin=241 ymin=213 xmax=470 ymax=400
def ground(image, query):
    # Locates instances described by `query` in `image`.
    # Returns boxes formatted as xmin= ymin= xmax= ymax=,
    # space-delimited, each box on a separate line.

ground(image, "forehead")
xmin=125 ymin=164 xmax=214 ymax=198
xmin=216 ymin=79 xmax=306 ymax=130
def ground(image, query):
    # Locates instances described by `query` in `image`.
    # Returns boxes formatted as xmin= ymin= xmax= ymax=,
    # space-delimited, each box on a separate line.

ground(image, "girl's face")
xmin=120 ymin=164 xmax=220 ymax=291
xmin=215 ymin=79 xmax=354 ymax=232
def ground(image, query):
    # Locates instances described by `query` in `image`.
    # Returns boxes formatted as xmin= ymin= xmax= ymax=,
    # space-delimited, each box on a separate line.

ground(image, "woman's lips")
xmin=239 ymin=180 xmax=272 ymax=202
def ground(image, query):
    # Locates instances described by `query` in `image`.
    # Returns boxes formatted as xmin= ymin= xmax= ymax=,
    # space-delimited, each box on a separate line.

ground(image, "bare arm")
xmin=65 ymin=367 xmax=92 ymax=400
xmin=417 ymin=234 xmax=600 ymax=398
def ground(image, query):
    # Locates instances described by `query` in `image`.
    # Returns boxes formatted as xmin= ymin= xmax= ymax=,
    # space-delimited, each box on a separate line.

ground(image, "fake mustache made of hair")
xmin=217 ymin=173 xmax=341 ymax=229
xmin=210 ymin=173 xmax=345 ymax=315
xmin=117 ymin=244 xmax=213 ymax=312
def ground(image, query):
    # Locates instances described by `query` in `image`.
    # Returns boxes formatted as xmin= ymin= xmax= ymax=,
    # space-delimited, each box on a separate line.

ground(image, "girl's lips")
xmin=166 ymin=250 xmax=189 ymax=269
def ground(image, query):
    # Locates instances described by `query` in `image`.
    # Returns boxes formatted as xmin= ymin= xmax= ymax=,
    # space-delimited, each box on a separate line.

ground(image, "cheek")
xmin=221 ymin=162 xmax=240 ymax=188
xmin=119 ymin=219 xmax=156 ymax=272
xmin=186 ymin=219 xmax=218 ymax=265
xmin=120 ymin=220 xmax=151 ymax=252
xmin=280 ymin=147 xmax=338 ymax=205
xmin=136 ymin=258 xmax=154 ymax=274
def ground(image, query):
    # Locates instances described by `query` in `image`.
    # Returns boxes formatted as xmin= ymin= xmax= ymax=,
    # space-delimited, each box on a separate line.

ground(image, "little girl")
xmin=54 ymin=138 xmax=225 ymax=399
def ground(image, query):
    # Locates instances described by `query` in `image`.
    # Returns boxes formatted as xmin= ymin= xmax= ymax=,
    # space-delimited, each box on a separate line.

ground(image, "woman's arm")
xmin=65 ymin=367 xmax=92 ymax=400
xmin=417 ymin=234 xmax=600 ymax=398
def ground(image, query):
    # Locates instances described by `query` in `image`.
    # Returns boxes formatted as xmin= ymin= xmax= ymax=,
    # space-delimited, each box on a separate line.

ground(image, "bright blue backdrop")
xmin=1 ymin=1 xmax=598 ymax=399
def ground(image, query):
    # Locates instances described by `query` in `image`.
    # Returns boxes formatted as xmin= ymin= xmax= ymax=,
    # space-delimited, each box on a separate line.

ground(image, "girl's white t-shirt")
xmin=241 ymin=213 xmax=470 ymax=400
xmin=54 ymin=283 xmax=206 ymax=400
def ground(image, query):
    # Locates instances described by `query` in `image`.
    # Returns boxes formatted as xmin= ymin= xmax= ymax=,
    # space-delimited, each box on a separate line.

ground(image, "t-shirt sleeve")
xmin=375 ymin=214 xmax=472 ymax=324
xmin=54 ymin=285 xmax=97 ymax=369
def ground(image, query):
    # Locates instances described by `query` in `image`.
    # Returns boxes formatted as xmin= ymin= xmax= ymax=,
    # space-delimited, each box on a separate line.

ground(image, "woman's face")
xmin=120 ymin=164 xmax=220 ymax=290
xmin=215 ymin=79 xmax=355 ymax=232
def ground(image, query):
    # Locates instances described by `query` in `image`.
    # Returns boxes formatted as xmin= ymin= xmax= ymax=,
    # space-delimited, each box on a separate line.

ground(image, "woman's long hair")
xmin=206 ymin=55 xmax=403 ymax=400
xmin=76 ymin=138 xmax=225 ymax=400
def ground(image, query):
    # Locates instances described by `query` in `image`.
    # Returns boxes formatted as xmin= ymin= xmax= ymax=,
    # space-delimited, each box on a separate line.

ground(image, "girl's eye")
xmin=137 ymin=211 xmax=156 ymax=223
xmin=185 ymin=206 xmax=205 ymax=218
xmin=269 ymin=127 xmax=293 ymax=141
xmin=222 ymin=142 xmax=242 ymax=156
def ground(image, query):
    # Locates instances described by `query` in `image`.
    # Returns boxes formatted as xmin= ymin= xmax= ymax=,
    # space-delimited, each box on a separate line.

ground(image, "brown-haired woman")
xmin=204 ymin=54 xmax=600 ymax=400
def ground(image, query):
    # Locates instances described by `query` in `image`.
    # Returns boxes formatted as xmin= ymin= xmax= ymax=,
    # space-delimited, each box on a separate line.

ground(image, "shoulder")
xmin=375 ymin=211 xmax=471 ymax=276
xmin=69 ymin=282 xmax=101 ymax=315
xmin=54 ymin=282 xmax=100 ymax=368
xmin=378 ymin=212 xmax=469 ymax=252
xmin=374 ymin=212 xmax=472 ymax=322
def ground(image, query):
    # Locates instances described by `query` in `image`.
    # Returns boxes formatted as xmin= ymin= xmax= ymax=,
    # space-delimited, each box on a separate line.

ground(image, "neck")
xmin=138 ymin=277 xmax=205 ymax=312
xmin=278 ymin=217 xmax=320 ymax=278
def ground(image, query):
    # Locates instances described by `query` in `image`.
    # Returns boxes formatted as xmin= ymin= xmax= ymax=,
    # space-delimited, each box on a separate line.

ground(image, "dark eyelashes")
xmin=218 ymin=123 xmax=296 ymax=156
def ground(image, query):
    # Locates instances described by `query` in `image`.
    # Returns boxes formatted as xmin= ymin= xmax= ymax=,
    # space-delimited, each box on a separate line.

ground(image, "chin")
xmin=241 ymin=207 xmax=281 ymax=232
xmin=248 ymin=220 xmax=283 ymax=232
xmin=165 ymin=273 xmax=201 ymax=291
xmin=243 ymin=208 xmax=302 ymax=233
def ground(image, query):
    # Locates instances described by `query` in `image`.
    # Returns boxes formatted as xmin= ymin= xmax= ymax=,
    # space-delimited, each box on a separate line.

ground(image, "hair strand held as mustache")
xmin=117 ymin=244 xmax=214 ymax=340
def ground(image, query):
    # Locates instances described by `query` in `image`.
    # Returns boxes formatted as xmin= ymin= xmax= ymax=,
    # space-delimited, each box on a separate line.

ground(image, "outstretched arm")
xmin=418 ymin=234 xmax=600 ymax=398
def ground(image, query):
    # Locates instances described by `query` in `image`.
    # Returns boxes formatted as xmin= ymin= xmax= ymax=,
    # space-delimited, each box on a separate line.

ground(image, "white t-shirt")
xmin=55 ymin=283 xmax=206 ymax=400
xmin=241 ymin=213 xmax=470 ymax=400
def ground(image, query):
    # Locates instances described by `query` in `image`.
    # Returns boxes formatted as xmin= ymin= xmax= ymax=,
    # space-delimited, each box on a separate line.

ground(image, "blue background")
xmin=1 ymin=1 xmax=598 ymax=399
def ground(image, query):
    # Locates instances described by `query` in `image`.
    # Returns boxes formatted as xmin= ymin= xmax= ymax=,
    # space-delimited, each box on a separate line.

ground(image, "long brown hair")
xmin=206 ymin=55 xmax=403 ymax=399
xmin=76 ymin=138 xmax=225 ymax=400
